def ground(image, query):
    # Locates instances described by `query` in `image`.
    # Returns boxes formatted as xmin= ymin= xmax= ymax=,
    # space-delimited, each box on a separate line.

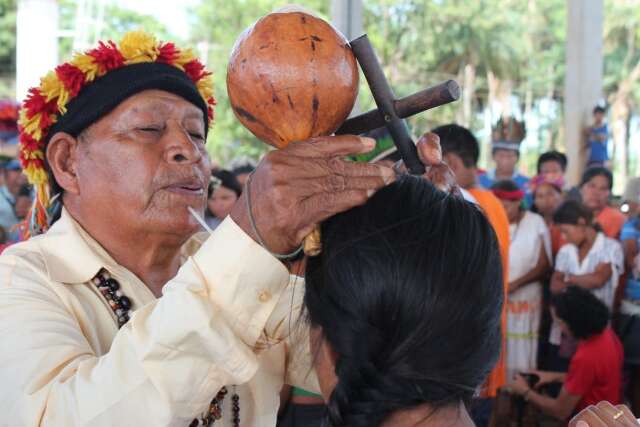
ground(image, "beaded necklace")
xmin=92 ymin=268 xmax=240 ymax=427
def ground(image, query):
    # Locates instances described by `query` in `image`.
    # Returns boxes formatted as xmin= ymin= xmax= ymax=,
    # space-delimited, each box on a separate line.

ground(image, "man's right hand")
xmin=230 ymin=135 xmax=394 ymax=256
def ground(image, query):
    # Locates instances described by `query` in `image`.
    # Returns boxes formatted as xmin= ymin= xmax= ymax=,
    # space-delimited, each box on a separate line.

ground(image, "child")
xmin=585 ymin=106 xmax=610 ymax=168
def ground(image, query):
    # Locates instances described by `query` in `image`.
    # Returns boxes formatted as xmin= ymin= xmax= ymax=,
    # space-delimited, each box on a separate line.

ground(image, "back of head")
xmin=553 ymin=199 xmax=594 ymax=226
xmin=552 ymin=286 xmax=609 ymax=340
xmin=491 ymin=179 xmax=520 ymax=193
xmin=304 ymin=175 xmax=503 ymax=427
xmin=431 ymin=124 xmax=480 ymax=168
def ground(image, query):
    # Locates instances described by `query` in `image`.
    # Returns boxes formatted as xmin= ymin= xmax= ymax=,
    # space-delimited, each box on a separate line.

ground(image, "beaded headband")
xmin=18 ymin=30 xmax=216 ymax=237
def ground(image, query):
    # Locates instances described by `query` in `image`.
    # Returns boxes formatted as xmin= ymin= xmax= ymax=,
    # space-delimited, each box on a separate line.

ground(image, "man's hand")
xmin=569 ymin=402 xmax=638 ymax=427
xmin=394 ymin=132 xmax=459 ymax=195
xmin=231 ymin=135 xmax=394 ymax=254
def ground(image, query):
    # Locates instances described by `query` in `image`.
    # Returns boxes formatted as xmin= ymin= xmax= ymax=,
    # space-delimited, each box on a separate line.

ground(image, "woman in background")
xmin=205 ymin=169 xmax=242 ymax=230
xmin=492 ymin=180 xmax=551 ymax=379
xmin=531 ymin=175 xmax=565 ymax=256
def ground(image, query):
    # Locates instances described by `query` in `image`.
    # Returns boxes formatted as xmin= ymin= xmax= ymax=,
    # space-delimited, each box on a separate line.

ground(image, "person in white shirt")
xmin=551 ymin=200 xmax=624 ymax=311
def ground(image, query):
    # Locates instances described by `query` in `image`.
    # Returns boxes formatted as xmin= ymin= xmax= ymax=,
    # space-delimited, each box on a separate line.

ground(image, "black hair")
xmin=551 ymin=286 xmax=609 ymax=340
xmin=553 ymin=200 xmax=594 ymax=226
xmin=593 ymin=106 xmax=606 ymax=115
xmin=305 ymin=176 xmax=504 ymax=427
xmin=232 ymin=164 xmax=254 ymax=176
xmin=537 ymin=150 xmax=568 ymax=173
xmin=208 ymin=169 xmax=242 ymax=198
xmin=17 ymin=185 xmax=32 ymax=199
xmin=580 ymin=167 xmax=613 ymax=190
xmin=431 ymin=124 xmax=480 ymax=168
xmin=490 ymin=179 xmax=520 ymax=193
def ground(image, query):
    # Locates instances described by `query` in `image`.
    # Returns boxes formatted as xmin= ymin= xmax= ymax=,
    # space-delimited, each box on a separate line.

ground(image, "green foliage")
xmin=58 ymin=0 xmax=173 ymax=61
xmin=0 ymin=0 xmax=16 ymax=97
xmin=189 ymin=0 xmax=329 ymax=163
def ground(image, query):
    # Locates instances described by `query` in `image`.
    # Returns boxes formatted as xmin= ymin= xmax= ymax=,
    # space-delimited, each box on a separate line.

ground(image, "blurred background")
xmin=0 ymin=0 xmax=638 ymax=191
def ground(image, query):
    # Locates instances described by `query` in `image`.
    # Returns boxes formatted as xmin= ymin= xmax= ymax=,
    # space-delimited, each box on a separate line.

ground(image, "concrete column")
xmin=331 ymin=0 xmax=363 ymax=41
xmin=563 ymin=0 xmax=604 ymax=185
xmin=16 ymin=0 xmax=59 ymax=101
xmin=331 ymin=0 xmax=363 ymax=115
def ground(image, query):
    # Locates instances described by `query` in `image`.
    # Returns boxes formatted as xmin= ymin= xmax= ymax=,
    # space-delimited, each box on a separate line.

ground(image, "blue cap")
xmin=3 ymin=159 xmax=21 ymax=171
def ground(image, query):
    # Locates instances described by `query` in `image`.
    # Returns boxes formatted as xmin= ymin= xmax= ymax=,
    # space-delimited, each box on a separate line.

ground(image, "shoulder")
xmin=0 ymin=237 xmax=50 ymax=286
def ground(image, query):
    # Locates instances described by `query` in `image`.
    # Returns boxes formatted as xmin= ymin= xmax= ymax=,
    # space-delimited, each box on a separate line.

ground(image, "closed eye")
xmin=138 ymin=127 xmax=162 ymax=133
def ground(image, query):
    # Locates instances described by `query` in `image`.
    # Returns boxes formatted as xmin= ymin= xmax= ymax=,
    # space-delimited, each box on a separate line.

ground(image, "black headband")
xmin=47 ymin=62 xmax=209 ymax=141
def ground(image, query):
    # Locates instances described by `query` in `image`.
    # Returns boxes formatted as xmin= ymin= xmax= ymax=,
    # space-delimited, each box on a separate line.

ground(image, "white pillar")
xmin=563 ymin=0 xmax=604 ymax=185
xmin=331 ymin=0 xmax=363 ymax=115
xmin=331 ymin=0 xmax=363 ymax=41
xmin=16 ymin=0 xmax=59 ymax=101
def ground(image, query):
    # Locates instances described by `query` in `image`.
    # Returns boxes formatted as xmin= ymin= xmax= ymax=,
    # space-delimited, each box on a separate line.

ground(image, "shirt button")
xmin=258 ymin=291 xmax=272 ymax=303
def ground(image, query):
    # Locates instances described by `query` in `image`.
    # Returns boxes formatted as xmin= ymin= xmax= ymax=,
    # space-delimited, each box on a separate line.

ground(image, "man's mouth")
xmin=164 ymin=180 xmax=205 ymax=197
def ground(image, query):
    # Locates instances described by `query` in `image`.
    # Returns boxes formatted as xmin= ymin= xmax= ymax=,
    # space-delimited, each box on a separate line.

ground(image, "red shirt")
xmin=565 ymin=328 xmax=623 ymax=413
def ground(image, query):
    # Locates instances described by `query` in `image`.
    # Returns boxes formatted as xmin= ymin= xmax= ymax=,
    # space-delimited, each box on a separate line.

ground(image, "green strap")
xmin=291 ymin=387 xmax=322 ymax=399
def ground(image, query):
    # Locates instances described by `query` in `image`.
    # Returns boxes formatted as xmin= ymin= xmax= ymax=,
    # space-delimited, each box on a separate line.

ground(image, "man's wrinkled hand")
xmin=230 ymin=135 xmax=394 ymax=255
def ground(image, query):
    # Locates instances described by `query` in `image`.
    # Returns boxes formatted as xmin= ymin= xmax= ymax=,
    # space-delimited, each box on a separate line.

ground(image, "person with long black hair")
xmin=303 ymin=176 xmax=504 ymax=427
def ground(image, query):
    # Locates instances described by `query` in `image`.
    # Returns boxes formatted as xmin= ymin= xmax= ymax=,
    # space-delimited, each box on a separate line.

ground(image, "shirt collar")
xmin=36 ymin=207 xmax=205 ymax=285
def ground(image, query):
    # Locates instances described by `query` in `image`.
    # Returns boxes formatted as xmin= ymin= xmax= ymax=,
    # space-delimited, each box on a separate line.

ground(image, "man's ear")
xmin=46 ymin=132 xmax=81 ymax=195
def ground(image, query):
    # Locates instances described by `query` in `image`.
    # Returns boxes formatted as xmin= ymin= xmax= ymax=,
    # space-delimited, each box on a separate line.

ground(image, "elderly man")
xmin=0 ymin=31 xmax=448 ymax=427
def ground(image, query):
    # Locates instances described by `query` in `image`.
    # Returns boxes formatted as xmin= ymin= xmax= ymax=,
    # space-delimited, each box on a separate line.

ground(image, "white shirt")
xmin=0 ymin=209 xmax=318 ymax=426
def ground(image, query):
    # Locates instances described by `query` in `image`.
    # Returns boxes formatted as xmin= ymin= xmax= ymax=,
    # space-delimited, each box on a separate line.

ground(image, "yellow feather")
xmin=71 ymin=54 xmax=99 ymax=82
xmin=119 ymin=30 xmax=160 ymax=64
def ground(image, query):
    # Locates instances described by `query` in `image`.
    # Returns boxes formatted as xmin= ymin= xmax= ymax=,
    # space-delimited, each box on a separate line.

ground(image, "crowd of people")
xmin=171 ymin=114 xmax=640 ymax=426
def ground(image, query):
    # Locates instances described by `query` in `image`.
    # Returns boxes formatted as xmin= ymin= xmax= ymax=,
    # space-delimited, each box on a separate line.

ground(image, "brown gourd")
xmin=226 ymin=11 xmax=359 ymax=149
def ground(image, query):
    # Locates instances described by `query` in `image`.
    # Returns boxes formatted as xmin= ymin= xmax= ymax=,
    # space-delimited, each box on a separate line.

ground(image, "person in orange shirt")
xmin=432 ymin=124 xmax=510 ymax=427
xmin=580 ymin=167 xmax=626 ymax=239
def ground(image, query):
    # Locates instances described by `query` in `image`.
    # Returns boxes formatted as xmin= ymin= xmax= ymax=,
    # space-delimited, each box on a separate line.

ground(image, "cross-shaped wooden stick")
xmin=337 ymin=35 xmax=460 ymax=175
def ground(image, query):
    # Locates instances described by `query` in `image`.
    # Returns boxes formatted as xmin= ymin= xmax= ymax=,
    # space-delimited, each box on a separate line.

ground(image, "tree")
xmin=0 ymin=0 xmax=16 ymax=97
xmin=604 ymin=0 xmax=640 ymax=184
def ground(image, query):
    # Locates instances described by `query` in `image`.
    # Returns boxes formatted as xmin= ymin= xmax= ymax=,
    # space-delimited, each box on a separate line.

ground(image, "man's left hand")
xmin=394 ymin=132 xmax=459 ymax=195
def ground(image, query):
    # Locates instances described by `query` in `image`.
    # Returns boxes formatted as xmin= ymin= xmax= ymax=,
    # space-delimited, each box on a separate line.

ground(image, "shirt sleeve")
xmin=0 ymin=218 xmax=291 ymax=426
xmin=621 ymin=220 xmax=640 ymax=243
xmin=564 ymin=352 xmax=594 ymax=398
xmin=555 ymin=246 xmax=570 ymax=273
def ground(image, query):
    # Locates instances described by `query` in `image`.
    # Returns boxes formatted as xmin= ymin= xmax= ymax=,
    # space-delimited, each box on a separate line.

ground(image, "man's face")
xmin=539 ymin=160 xmax=564 ymax=182
xmin=443 ymin=152 xmax=476 ymax=189
xmin=558 ymin=222 xmax=587 ymax=247
xmin=580 ymin=175 xmax=610 ymax=212
xmin=498 ymin=198 xmax=521 ymax=224
xmin=72 ymin=90 xmax=211 ymax=238
xmin=594 ymin=111 xmax=604 ymax=125
xmin=4 ymin=169 xmax=27 ymax=197
xmin=493 ymin=149 xmax=518 ymax=175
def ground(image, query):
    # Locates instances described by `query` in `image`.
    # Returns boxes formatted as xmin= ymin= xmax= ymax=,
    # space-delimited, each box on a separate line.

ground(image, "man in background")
xmin=433 ymin=123 xmax=510 ymax=427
